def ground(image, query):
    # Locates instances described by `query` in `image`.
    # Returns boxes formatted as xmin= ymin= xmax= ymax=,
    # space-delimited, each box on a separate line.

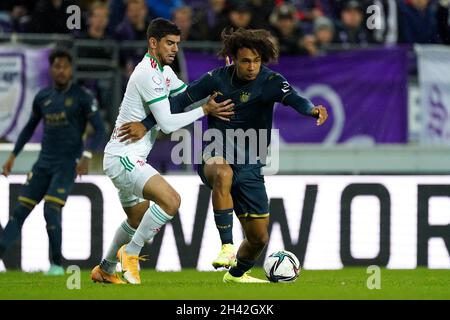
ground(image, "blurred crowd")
xmin=0 ymin=0 xmax=449 ymax=55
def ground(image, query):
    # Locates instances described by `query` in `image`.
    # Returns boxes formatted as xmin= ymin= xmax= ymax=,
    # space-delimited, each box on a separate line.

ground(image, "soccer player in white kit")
xmin=90 ymin=18 xmax=234 ymax=284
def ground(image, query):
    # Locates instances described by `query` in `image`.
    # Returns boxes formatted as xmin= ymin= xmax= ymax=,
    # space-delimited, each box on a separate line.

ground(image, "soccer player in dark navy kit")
xmin=0 ymin=48 xmax=105 ymax=275
xmin=118 ymin=28 xmax=328 ymax=282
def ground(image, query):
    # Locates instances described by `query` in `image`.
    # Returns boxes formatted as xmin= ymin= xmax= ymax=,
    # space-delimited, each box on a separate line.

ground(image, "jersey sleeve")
xmin=166 ymin=67 xmax=187 ymax=97
xmin=264 ymin=73 xmax=315 ymax=116
xmin=80 ymin=88 xmax=99 ymax=117
xmin=184 ymin=69 xmax=219 ymax=102
xmin=12 ymin=92 xmax=43 ymax=156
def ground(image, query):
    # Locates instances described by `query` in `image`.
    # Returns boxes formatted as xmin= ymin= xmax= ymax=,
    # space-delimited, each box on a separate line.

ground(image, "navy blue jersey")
xmin=180 ymin=65 xmax=314 ymax=166
xmin=13 ymin=83 xmax=104 ymax=166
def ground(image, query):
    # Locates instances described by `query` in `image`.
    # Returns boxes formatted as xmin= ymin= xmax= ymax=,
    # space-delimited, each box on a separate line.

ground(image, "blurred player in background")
xmin=0 ymin=48 xmax=105 ymax=275
xmin=119 ymin=27 xmax=328 ymax=282
xmin=90 ymin=18 xmax=233 ymax=284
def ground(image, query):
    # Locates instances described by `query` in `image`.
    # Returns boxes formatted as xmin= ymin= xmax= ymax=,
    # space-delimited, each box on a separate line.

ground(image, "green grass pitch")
xmin=0 ymin=268 xmax=449 ymax=300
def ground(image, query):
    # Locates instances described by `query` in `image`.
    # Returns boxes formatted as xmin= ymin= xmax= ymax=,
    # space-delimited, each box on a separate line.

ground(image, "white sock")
xmin=125 ymin=204 xmax=173 ymax=255
xmin=100 ymin=220 xmax=135 ymax=274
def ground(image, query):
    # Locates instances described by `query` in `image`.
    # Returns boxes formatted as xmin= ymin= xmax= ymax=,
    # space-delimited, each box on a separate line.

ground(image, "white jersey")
xmin=105 ymin=53 xmax=190 ymax=158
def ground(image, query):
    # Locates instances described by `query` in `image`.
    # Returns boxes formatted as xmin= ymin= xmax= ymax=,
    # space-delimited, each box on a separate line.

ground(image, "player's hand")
xmin=202 ymin=92 xmax=235 ymax=121
xmin=76 ymin=157 xmax=90 ymax=177
xmin=118 ymin=122 xmax=147 ymax=142
xmin=312 ymin=105 xmax=328 ymax=126
xmin=2 ymin=154 xmax=15 ymax=177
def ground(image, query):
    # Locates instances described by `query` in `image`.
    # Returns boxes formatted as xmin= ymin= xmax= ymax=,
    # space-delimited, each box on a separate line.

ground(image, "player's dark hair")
xmin=218 ymin=28 xmax=279 ymax=64
xmin=147 ymin=18 xmax=181 ymax=41
xmin=48 ymin=48 xmax=72 ymax=65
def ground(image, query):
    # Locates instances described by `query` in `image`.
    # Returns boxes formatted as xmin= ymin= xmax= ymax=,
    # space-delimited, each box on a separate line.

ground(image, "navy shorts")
xmin=197 ymin=162 xmax=269 ymax=218
xmin=18 ymin=161 xmax=77 ymax=207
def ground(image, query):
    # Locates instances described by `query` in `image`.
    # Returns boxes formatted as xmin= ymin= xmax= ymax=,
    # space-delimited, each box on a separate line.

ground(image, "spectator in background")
xmin=398 ymin=0 xmax=439 ymax=44
xmin=172 ymin=6 xmax=204 ymax=41
xmin=146 ymin=0 xmax=184 ymax=20
xmin=27 ymin=0 xmax=75 ymax=34
xmin=333 ymin=0 xmax=372 ymax=46
xmin=77 ymin=1 xmax=114 ymax=131
xmin=79 ymin=1 xmax=111 ymax=44
xmin=305 ymin=17 xmax=334 ymax=56
xmin=115 ymin=0 xmax=150 ymax=77
xmin=185 ymin=0 xmax=228 ymax=41
xmin=248 ymin=0 xmax=276 ymax=30
xmin=437 ymin=0 xmax=450 ymax=44
xmin=227 ymin=1 xmax=254 ymax=29
xmin=270 ymin=3 xmax=309 ymax=55
xmin=0 ymin=0 xmax=35 ymax=32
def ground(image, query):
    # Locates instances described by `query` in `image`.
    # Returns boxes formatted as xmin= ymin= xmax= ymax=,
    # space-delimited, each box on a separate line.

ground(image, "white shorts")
xmin=103 ymin=153 xmax=158 ymax=207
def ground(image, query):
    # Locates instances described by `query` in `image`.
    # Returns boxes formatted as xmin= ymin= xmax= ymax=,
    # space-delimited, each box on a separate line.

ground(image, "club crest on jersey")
xmin=166 ymin=78 xmax=171 ymax=87
xmin=240 ymin=91 xmax=250 ymax=103
xmin=65 ymin=97 xmax=73 ymax=107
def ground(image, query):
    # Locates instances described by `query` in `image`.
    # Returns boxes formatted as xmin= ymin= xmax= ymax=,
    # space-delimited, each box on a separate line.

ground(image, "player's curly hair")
xmin=218 ymin=28 xmax=279 ymax=64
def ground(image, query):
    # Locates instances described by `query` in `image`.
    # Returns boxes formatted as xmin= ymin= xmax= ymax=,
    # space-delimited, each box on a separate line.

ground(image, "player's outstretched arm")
xmin=4 ymin=98 xmax=43 ymax=176
xmin=118 ymin=93 xmax=234 ymax=142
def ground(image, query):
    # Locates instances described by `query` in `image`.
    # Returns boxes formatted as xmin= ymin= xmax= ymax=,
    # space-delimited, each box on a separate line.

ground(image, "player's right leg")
xmin=202 ymin=157 xmax=237 ymax=269
xmin=117 ymin=173 xmax=181 ymax=284
xmin=0 ymin=165 xmax=49 ymax=263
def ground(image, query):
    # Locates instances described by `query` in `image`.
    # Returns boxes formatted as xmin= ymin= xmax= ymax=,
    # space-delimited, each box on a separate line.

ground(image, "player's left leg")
xmin=42 ymin=163 xmax=77 ymax=276
xmin=0 ymin=164 xmax=50 ymax=261
xmin=223 ymin=168 xmax=270 ymax=283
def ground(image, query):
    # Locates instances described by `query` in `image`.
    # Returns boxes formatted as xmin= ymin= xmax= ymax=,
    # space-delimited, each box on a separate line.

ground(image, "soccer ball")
xmin=263 ymin=250 xmax=301 ymax=283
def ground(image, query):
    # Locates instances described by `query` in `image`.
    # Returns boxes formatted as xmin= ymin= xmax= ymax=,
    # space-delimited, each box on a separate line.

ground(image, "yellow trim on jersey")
xmin=237 ymin=213 xmax=270 ymax=219
xmin=18 ymin=196 xmax=37 ymax=206
xmin=44 ymin=195 xmax=66 ymax=206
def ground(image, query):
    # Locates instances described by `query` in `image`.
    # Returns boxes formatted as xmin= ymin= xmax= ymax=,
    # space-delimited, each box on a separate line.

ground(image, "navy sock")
xmin=44 ymin=202 xmax=62 ymax=266
xmin=213 ymin=208 xmax=234 ymax=245
xmin=229 ymin=255 xmax=255 ymax=277
xmin=0 ymin=203 xmax=32 ymax=253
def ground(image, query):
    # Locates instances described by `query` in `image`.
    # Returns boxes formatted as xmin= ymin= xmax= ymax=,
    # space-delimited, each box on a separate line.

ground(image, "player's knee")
xmin=43 ymin=201 xmax=62 ymax=225
xmin=12 ymin=202 xmax=33 ymax=226
xmin=213 ymin=166 xmax=233 ymax=188
xmin=248 ymin=232 xmax=269 ymax=249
